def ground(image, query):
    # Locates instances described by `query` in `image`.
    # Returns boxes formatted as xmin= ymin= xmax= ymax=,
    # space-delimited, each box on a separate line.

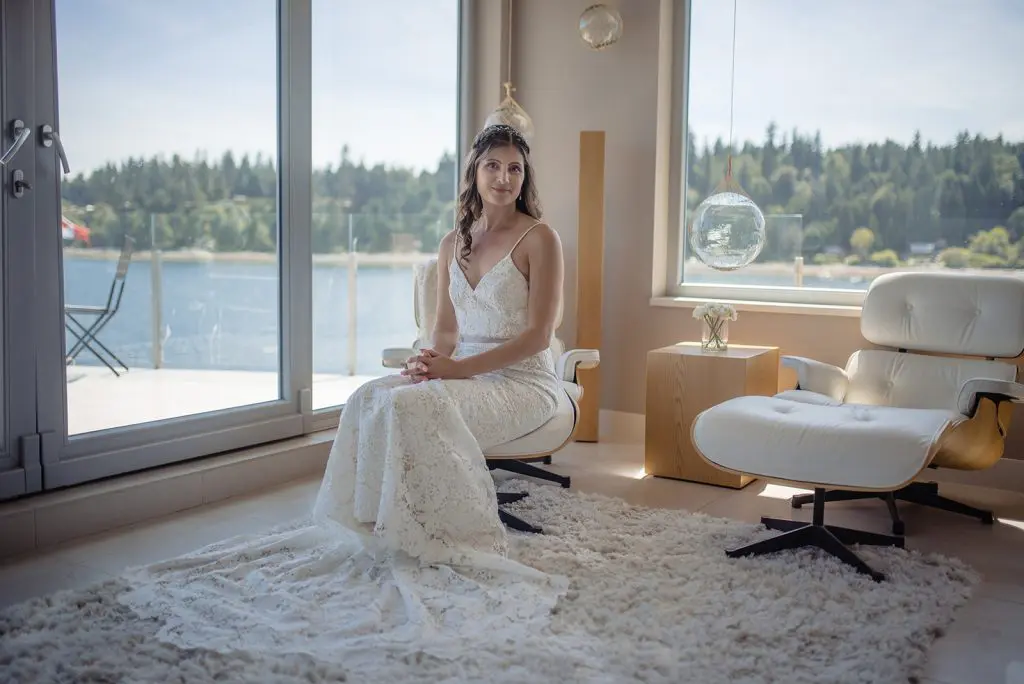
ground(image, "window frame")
xmin=661 ymin=0 xmax=870 ymax=310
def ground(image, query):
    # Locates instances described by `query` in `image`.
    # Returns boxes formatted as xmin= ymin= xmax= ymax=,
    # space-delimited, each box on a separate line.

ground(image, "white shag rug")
xmin=0 ymin=479 xmax=978 ymax=684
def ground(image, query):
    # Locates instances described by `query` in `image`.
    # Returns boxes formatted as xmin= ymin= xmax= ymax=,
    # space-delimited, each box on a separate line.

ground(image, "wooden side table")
xmin=644 ymin=342 xmax=779 ymax=488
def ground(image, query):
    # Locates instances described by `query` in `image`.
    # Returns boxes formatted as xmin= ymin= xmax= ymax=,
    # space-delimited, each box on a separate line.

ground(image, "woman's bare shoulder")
xmin=518 ymin=217 xmax=560 ymax=252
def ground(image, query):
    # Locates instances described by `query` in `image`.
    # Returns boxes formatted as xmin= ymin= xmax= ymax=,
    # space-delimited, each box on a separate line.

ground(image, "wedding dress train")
xmin=117 ymin=224 xmax=576 ymax=667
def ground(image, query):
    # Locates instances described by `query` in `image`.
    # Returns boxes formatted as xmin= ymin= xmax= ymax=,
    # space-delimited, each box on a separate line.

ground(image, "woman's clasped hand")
xmin=401 ymin=348 xmax=470 ymax=382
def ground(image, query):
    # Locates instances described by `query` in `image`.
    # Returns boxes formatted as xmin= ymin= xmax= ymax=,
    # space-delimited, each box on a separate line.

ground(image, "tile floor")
xmin=2 ymin=436 xmax=1022 ymax=684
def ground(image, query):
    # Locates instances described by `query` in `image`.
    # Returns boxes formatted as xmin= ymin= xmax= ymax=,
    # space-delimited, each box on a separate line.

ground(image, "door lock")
xmin=12 ymin=169 xmax=31 ymax=198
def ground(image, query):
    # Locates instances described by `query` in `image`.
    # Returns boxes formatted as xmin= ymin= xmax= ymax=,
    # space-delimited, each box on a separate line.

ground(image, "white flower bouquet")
xmin=692 ymin=302 xmax=737 ymax=351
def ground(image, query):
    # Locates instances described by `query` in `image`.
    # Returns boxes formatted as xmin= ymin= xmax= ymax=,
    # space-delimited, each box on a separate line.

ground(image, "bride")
xmin=118 ymin=124 xmax=576 ymax=669
xmin=312 ymin=122 xmax=564 ymax=565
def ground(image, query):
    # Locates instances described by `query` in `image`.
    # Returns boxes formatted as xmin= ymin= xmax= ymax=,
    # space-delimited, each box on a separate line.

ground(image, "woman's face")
xmin=475 ymin=143 xmax=525 ymax=208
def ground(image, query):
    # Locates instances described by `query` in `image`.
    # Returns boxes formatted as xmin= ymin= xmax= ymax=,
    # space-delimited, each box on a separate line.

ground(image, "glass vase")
xmin=701 ymin=316 xmax=729 ymax=352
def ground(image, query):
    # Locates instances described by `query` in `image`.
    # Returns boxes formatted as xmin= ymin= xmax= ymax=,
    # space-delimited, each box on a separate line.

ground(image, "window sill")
xmin=650 ymin=296 xmax=862 ymax=318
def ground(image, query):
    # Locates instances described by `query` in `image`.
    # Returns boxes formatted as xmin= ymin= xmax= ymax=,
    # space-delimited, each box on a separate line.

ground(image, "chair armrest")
xmin=556 ymin=349 xmax=600 ymax=383
xmin=382 ymin=347 xmax=417 ymax=369
xmin=957 ymin=378 xmax=1024 ymax=416
xmin=781 ymin=355 xmax=849 ymax=401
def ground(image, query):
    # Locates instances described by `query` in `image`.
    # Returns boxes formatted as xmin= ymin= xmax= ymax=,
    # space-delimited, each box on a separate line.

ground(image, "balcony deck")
xmin=65 ymin=365 xmax=382 ymax=435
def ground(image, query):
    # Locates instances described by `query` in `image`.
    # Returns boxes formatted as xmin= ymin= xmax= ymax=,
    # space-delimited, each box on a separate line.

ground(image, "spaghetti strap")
xmin=509 ymin=219 xmax=545 ymax=254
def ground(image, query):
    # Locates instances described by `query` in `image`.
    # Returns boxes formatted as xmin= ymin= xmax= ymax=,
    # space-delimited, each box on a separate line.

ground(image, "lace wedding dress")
xmin=117 ymin=225 xmax=574 ymax=668
xmin=313 ymin=225 xmax=563 ymax=563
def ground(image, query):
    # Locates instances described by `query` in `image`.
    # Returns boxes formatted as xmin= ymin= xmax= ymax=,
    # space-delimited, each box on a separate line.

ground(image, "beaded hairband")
xmin=474 ymin=124 xmax=530 ymax=154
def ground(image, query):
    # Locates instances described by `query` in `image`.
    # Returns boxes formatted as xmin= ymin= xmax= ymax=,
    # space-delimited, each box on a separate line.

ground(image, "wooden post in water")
xmin=150 ymin=213 xmax=164 ymax=369
xmin=347 ymin=240 xmax=358 ymax=376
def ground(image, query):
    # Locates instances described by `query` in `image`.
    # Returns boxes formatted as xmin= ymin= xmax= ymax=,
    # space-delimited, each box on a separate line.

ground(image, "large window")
xmin=310 ymin=0 xmax=459 ymax=411
xmin=57 ymin=0 xmax=281 ymax=435
xmin=54 ymin=0 xmax=461 ymax=427
xmin=675 ymin=0 xmax=1024 ymax=305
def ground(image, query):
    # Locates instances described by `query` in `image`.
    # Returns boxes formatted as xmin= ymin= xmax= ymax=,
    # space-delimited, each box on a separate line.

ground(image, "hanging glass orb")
xmin=689 ymin=191 xmax=767 ymax=271
xmin=579 ymin=4 xmax=623 ymax=51
xmin=484 ymin=82 xmax=535 ymax=142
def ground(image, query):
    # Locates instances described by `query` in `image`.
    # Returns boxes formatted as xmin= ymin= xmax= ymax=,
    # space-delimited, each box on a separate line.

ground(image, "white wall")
xmin=467 ymin=0 xmax=1024 ymax=459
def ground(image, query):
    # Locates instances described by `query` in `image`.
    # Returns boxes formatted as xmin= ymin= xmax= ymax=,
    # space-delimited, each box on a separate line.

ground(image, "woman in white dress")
xmin=312 ymin=123 xmax=565 ymax=566
xmin=119 ymin=124 xmax=575 ymax=667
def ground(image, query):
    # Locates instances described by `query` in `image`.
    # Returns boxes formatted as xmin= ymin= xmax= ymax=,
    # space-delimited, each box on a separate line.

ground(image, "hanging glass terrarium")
xmin=578 ymin=4 xmax=623 ymax=51
xmin=688 ymin=160 xmax=766 ymax=271
xmin=484 ymin=81 xmax=535 ymax=141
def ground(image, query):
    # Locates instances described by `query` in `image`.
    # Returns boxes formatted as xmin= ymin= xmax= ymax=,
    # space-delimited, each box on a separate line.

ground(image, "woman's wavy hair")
xmin=455 ymin=124 xmax=542 ymax=264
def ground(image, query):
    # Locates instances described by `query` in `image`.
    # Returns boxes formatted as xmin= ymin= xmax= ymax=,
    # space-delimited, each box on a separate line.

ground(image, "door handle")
xmin=41 ymin=124 xmax=70 ymax=174
xmin=0 ymin=120 xmax=30 ymax=168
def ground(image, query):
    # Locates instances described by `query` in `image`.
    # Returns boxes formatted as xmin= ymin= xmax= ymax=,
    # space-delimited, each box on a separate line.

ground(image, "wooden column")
xmin=575 ymin=131 xmax=605 ymax=442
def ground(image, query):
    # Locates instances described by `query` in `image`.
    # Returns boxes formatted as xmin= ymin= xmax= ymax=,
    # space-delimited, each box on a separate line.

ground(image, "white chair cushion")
xmin=844 ymin=349 xmax=1017 ymax=413
xmin=774 ymin=389 xmax=842 ymax=407
xmin=692 ymin=395 xmax=962 ymax=490
xmin=485 ymin=385 xmax=577 ymax=458
xmin=782 ymin=356 xmax=849 ymax=401
xmin=861 ymin=271 xmax=1024 ymax=358
xmin=413 ymin=259 xmax=438 ymax=347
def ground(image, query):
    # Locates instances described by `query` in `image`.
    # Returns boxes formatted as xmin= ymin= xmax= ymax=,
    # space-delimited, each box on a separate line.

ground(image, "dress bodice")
xmin=447 ymin=226 xmax=557 ymax=379
xmin=448 ymin=253 xmax=530 ymax=343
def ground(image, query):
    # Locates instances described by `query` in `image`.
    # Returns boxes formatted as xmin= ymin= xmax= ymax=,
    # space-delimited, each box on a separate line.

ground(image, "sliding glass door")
xmin=0 ymin=0 xmax=462 ymax=501
xmin=52 ymin=0 xmax=285 ymax=435
xmin=56 ymin=0 xmax=284 ymax=435
xmin=27 ymin=0 xmax=312 ymax=491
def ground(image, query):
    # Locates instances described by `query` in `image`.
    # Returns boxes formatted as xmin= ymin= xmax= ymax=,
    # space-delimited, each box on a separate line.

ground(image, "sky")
xmin=55 ymin=0 xmax=459 ymax=175
xmin=53 ymin=0 xmax=1023 ymax=176
xmin=688 ymin=0 xmax=1024 ymax=151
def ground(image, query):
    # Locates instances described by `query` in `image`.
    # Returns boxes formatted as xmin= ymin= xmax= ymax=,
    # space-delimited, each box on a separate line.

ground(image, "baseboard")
xmin=597 ymin=409 xmax=1024 ymax=495
xmin=0 ymin=432 xmax=334 ymax=562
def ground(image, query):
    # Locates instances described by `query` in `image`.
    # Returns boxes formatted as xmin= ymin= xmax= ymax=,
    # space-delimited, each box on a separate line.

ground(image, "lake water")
xmin=64 ymin=256 xmax=421 ymax=375
xmin=63 ymin=255 xmax=879 ymax=375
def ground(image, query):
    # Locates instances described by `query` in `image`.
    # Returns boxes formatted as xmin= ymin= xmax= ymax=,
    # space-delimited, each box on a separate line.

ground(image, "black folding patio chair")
xmin=65 ymin=235 xmax=135 ymax=376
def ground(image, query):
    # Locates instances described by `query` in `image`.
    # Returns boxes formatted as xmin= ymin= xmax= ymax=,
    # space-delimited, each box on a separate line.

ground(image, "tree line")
xmin=61 ymin=145 xmax=458 ymax=255
xmin=61 ymin=127 xmax=1024 ymax=268
xmin=687 ymin=125 xmax=1024 ymax=269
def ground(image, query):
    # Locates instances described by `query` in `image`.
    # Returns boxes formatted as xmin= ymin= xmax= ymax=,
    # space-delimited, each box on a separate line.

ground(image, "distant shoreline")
xmin=63 ymin=247 xmax=1023 ymax=279
xmin=682 ymin=260 xmax=1023 ymax=280
xmin=65 ymin=247 xmax=433 ymax=266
